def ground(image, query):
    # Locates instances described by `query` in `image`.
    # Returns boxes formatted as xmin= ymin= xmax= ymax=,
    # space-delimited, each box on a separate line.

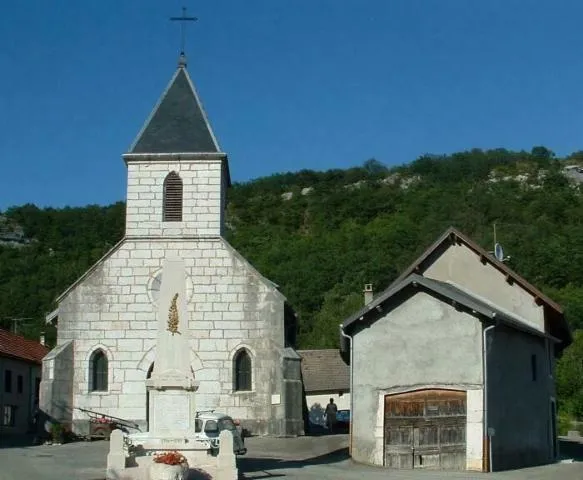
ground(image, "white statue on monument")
xmin=146 ymin=257 xmax=198 ymax=437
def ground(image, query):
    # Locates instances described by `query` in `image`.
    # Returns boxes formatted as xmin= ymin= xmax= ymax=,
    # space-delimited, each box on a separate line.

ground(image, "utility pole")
xmin=2 ymin=317 xmax=34 ymax=335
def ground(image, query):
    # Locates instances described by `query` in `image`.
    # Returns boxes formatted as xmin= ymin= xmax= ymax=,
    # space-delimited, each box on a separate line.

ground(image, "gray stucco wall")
xmin=486 ymin=325 xmax=555 ymax=471
xmin=0 ymin=356 xmax=42 ymax=435
xmin=351 ymin=290 xmax=483 ymax=465
xmin=423 ymin=243 xmax=545 ymax=332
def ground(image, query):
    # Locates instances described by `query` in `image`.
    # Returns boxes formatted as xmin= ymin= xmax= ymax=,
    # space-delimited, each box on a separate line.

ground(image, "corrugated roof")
xmin=299 ymin=349 xmax=349 ymax=393
xmin=0 ymin=329 xmax=49 ymax=364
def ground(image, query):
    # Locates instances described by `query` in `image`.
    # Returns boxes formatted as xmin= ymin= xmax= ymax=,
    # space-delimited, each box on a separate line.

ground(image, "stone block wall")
xmin=40 ymin=340 xmax=74 ymax=424
xmin=55 ymin=236 xmax=298 ymax=436
xmin=125 ymin=158 xmax=226 ymax=237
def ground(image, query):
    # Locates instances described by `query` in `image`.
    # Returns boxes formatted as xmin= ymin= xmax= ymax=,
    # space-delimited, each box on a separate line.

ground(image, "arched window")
xmin=234 ymin=350 xmax=252 ymax=392
xmin=163 ymin=171 xmax=183 ymax=222
xmin=89 ymin=349 xmax=108 ymax=392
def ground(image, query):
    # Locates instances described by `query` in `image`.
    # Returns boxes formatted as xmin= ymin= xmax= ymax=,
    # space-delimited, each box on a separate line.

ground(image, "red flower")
xmin=90 ymin=416 xmax=113 ymax=424
xmin=153 ymin=451 xmax=188 ymax=466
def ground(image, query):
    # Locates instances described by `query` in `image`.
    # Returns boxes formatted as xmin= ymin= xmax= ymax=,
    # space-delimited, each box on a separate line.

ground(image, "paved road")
xmin=239 ymin=435 xmax=583 ymax=480
xmin=0 ymin=434 xmax=581 ymax=480
xmin=0 ymin=440 xmax=108 ymax=480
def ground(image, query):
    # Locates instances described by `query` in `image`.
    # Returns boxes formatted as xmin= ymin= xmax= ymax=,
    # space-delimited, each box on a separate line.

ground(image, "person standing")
xmin=324 ymin=398 xmax=338 ymax=434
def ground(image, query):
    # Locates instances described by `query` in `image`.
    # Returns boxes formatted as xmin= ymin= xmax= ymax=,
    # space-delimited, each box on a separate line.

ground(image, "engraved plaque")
xmin=152 ymin=393 xmax=191 ymax=433
xmin=162 ymin=438 xmax=182 ymax=444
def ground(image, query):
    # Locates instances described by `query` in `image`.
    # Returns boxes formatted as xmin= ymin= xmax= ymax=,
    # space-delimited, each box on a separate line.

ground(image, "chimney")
xmin=39 ymin=332 xmax=46 ymax=346
xmin=363 ymin=284 xmax=374 ymax=305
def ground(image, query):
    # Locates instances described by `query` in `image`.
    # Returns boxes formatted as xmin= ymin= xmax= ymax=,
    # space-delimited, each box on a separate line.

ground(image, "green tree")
xmin=556 ymin=331 xmax=583 ymax=418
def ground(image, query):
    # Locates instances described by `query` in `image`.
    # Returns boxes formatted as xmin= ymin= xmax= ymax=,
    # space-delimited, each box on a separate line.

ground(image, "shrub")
xmin=50 ymin=422 xmax=65 ymax=443
xmin=558 ymin=412 xmax=574 ymax=436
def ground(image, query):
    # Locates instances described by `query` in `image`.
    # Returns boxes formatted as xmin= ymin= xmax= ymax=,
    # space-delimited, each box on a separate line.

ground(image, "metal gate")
xmin=384 ymin=389 xmax=467 ymax=470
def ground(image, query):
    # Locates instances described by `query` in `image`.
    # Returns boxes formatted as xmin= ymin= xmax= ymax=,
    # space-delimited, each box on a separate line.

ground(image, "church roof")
xmin=0 ymin=328 xmax=49 ymax=364
xmin=129 ymin=65 xmax=221 ymax=154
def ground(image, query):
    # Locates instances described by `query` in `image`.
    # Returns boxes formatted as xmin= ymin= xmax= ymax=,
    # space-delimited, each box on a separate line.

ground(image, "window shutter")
xmin=163 ymin=172 xmax=183 ymax=222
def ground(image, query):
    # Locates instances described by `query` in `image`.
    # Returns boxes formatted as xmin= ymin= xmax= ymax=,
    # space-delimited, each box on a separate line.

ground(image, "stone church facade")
xmin=40 ymin=57 xmax=304 ymax=437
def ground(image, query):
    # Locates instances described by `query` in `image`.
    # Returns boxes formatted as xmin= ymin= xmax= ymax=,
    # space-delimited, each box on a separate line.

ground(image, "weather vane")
xmin=170 ymin=6 xmax=198 ymax=57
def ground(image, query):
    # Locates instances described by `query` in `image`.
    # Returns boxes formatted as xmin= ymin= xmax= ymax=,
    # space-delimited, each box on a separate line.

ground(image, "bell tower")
xmin=122 ymin=59 xmax=230 ymax=238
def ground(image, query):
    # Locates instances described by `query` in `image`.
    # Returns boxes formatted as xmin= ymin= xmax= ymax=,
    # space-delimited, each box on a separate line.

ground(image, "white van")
xmin=194 ymin=411 xmax=247 ymax=456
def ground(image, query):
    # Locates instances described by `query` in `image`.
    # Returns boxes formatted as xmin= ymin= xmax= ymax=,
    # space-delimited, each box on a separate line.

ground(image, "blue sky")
xmin=1 ymin=0 xmax=583 ymax=209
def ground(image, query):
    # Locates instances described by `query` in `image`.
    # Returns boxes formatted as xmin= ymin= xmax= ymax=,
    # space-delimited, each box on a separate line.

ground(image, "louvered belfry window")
xmin=163 ymin=171 xmax=183 ymax=222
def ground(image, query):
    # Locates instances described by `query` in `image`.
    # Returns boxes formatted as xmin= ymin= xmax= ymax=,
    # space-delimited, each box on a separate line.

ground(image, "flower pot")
xmin=148 ymin=462 xmax=189 ymax=480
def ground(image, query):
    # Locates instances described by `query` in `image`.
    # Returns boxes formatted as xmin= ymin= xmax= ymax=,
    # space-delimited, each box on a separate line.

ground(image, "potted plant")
xmin=149 ymin=451 xmax=189 ymax=480
xmin=90 ymin=415 xmax=115 ymax=440
xmin=50 ymin=422 xmax=65 ymax=445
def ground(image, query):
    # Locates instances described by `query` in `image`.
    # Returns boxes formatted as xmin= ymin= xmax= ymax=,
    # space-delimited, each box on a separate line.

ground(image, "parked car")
xmin=194 ymin=411 xmax=247 ymax=455
xmin=336 ymin=409 xmax=351 ymax=432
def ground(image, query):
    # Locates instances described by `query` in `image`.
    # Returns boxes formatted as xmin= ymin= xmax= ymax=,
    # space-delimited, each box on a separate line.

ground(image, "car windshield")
xmin=204 ymin=419 xmax=218 ymax=433
xmin=218 ymin=418 xmax=236 ymax=431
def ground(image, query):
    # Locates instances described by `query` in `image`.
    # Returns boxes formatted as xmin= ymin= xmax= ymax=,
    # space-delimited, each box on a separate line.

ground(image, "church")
xmin=40 ymin=52 xmax=304 ymax=437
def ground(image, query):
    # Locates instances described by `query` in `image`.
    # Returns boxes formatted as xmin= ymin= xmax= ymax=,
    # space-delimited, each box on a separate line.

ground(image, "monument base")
xmin=147 ymin=388 xmax=198 ymax=437
xmin=110 ymin=430 xmax=219 ymax=480
xmin=105 ymin=258 xmax=236 ymax=479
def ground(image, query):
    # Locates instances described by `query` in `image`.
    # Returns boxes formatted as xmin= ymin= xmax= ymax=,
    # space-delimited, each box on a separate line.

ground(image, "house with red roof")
xmin=0 ymin=329 xmax=49 ymax=435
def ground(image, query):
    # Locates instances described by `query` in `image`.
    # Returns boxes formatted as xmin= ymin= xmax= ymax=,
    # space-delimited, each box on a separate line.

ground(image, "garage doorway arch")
xmin=384 ymin=388 xmax=467 ymax=470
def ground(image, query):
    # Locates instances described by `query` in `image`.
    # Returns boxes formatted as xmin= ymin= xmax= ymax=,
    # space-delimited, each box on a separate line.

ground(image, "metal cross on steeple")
xmin=170 ymin=6 xmax=198 ymax=59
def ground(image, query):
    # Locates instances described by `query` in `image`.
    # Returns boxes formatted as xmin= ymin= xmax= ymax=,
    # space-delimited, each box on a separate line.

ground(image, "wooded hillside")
xmin=2 ymin=146 xmax=583 ymax=420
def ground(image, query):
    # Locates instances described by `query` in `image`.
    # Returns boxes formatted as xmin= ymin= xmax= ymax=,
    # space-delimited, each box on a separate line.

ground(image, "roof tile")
xmin=299 ymin=349 xmax=349 ymax=393
xmin=0 ymin=329 xmax=49 ymax=364
xmin=130 ymin=67 xmax=219 ymax=154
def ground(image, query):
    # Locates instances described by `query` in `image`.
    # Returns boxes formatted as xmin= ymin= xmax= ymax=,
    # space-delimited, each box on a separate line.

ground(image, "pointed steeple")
xmin=129 ymin=64 xmax=220 ymax=154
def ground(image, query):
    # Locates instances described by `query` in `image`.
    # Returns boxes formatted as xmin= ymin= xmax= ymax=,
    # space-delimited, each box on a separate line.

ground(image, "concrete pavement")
xmin=239 ymin=434 xmax=583 ymax=480
xmin=0 ymin=434 xmax=580 ymax=480
xmin=0 ymin=440 xmax=108 ymax=480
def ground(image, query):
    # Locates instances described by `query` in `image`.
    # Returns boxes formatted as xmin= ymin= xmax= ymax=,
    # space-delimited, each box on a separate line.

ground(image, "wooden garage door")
xmin=384 ymin=389 xmax=466 ymax=470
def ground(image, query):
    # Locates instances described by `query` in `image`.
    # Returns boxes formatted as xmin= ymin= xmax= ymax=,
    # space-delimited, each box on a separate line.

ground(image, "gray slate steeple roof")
xmin=129 ymin=65 xmax=220 ymax=154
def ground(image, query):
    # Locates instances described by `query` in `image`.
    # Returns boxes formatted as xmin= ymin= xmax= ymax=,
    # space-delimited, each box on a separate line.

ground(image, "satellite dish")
xmin=494 ymin=243 xmax=504 ymax=262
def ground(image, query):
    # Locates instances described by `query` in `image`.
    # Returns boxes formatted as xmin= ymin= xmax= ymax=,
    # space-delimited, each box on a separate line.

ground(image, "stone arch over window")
xmin=89 ymin=349 xmax=108 ymax=392
xmin=163 ymin=171 xmax=183 ymax=222
xmin=136 ymin=346 xmax=204 ymax=375
xmin=233 ymin=349 xmax=252 ymax=392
